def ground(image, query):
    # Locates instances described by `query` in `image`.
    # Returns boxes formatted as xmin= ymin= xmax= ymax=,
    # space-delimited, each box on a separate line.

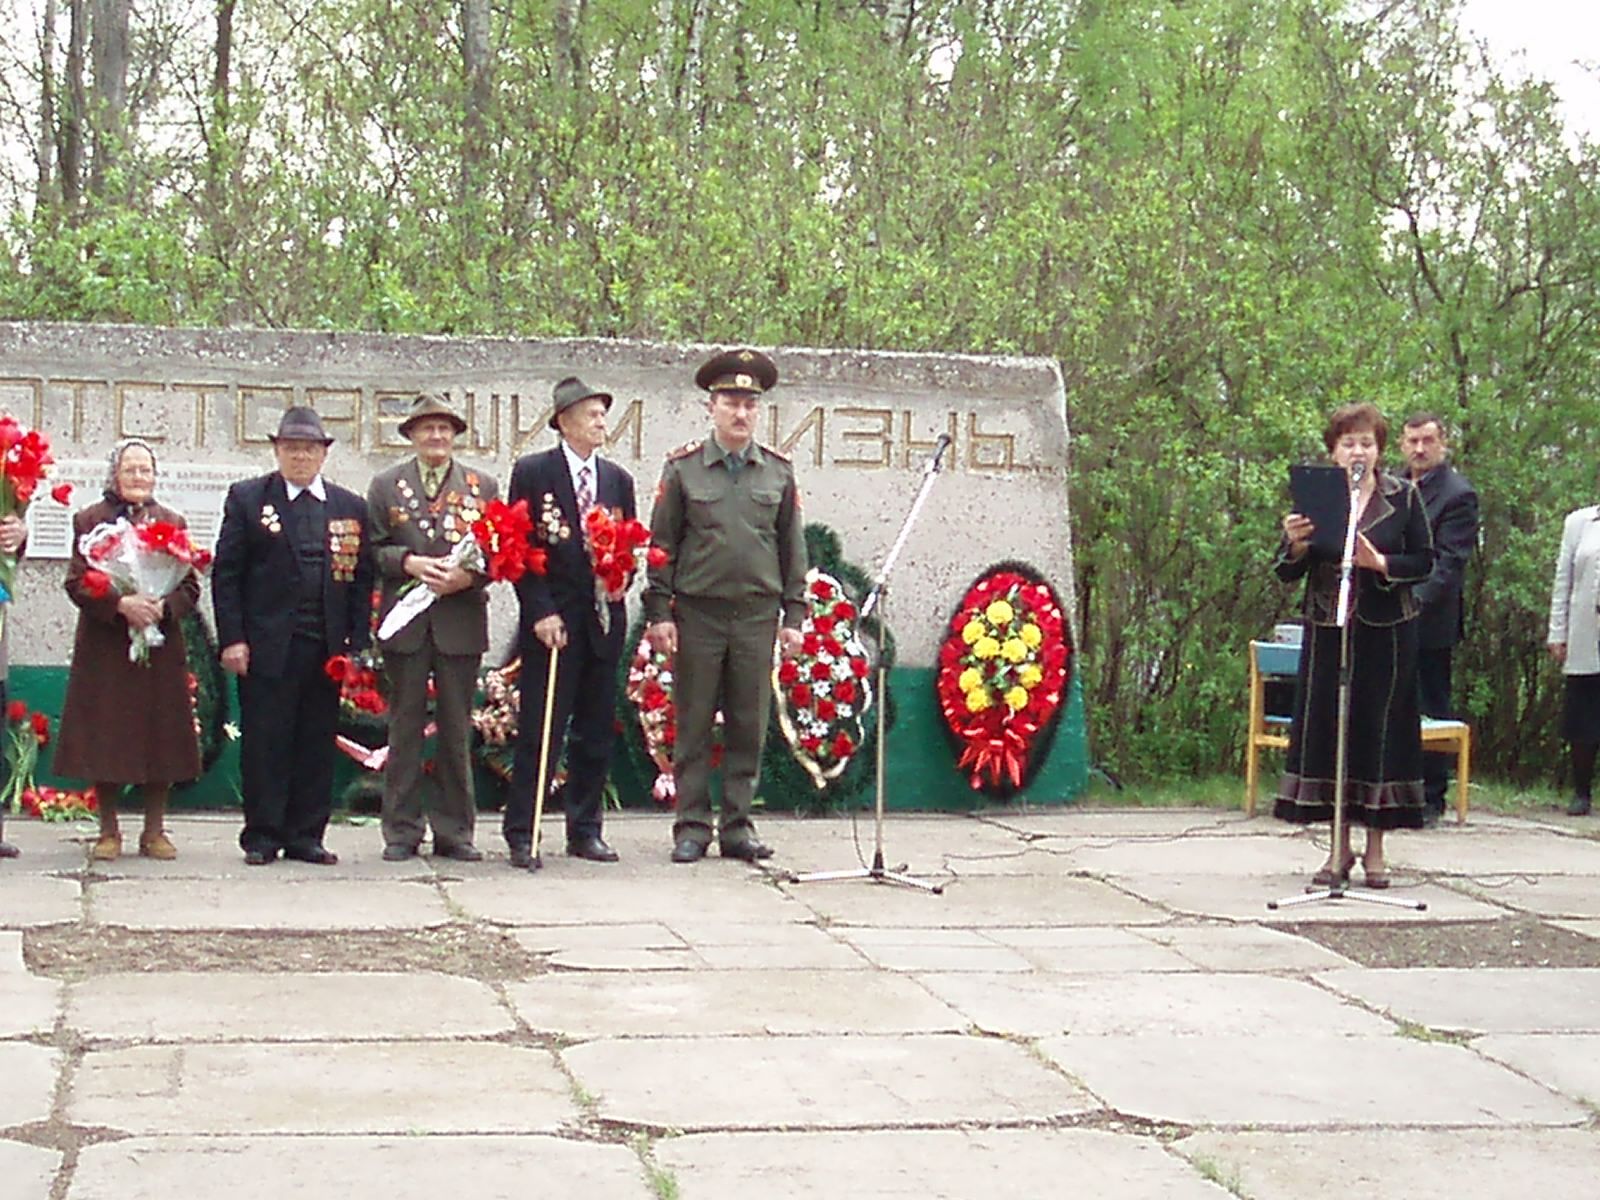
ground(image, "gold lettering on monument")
xmin=306 ymin=388 xmax=361 ymax=448
xmin=967 ymin=411 xmax=1026 ymax=471
xmin=767 ymin=405 xmax=825 ymax=466
xmin=902 ymin=411 xmax=959 ymax=470
xmin=834 ymin=406 xmax=894 ymax=469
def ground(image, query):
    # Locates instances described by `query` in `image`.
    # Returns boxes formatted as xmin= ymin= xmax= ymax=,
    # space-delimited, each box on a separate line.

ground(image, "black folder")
xmin=1289 ymin=463 xmax=1354 ymax=558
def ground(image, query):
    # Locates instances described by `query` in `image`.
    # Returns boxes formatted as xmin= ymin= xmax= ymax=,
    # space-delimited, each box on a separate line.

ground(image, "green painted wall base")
xmin=8 ymin=663 xmax=1089 ymax=813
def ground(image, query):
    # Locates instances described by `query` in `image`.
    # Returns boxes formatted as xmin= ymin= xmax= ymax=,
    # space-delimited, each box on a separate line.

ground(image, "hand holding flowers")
xmin=76 ymin=518 xmax=211 ymax=665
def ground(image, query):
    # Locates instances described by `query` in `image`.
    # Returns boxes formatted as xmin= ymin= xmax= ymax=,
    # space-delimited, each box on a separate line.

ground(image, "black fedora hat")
xmin=549 ymin=376 xmax=613 ymax=431
xmin=269 ymin=406 xmax=334 ymax=446
xmin=399 ymin=392 xmax=467 ymax=438
xmin=694 ymin=347 xmax=778 ymax=394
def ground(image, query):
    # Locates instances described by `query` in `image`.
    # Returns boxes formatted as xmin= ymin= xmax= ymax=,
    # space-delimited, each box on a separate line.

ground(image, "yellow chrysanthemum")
xmin=1004 ymin=686 xmax=1030 ymax=711
xmin=1001 ymin=638 xmax=1028 ymax=664
xmin=965 ymin=688 xmax=992 ymax=713
xmin=961 ymin=619 xmax=986 ymax=645
xmin=958 ymin=667 xmax=983 ymax=694
xmin=1020 ymin=664 xmax=1043 ymax=688
xmin=973 ymin=636 xmax=1001 ymax=661
xmin=985 ymin=599 xmax=1014 ymax=627
xmin=1020 ymin=623 xmax=1043 ymax=649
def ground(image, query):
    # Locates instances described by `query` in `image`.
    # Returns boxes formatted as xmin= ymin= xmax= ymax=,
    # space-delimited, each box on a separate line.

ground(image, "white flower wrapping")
xmin=376 ymin=535 xmax=483 ymax=643
xmin=77 ymin=518 xmax=196 ymax=664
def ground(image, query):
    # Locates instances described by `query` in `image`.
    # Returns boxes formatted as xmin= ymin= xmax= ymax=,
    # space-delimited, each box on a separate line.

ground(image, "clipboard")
xmin=1289 ymin=463 xmax=1354 ymax=558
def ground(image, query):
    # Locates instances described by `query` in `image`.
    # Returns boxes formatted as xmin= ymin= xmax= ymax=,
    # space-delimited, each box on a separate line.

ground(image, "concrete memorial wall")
xmin=0 ymin=322 xmax=1085 ymax=808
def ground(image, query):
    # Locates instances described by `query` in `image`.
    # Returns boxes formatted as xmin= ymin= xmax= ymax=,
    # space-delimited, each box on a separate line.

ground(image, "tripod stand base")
xmin=1268 ymin=884 xmax=1426 ymax=912
xmin=792 ymin=852 xmax=944 ymax=894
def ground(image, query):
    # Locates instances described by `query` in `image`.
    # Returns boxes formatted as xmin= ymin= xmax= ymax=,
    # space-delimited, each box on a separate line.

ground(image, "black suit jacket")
xmin=507 ymin=446 xmax=636 ymax=651
xmin=1412 ymin=463 xmax=1479 ymax=650
xmin=212 ymin=472 xmax=376 ymax=678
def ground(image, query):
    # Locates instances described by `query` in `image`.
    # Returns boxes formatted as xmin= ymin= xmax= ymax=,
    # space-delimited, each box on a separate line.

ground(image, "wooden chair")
xmin=1243 ymin=639 xmax=1470 ymax=823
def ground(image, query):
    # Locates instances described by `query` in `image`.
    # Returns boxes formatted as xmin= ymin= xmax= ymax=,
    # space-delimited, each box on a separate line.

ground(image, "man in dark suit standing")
xmin=369 ymin=394 xmax=499 ymax=862
xmin=214 ymin=407 xmax=375 ymax=866
xmin=1403 ymin=412 xmax=1480 ymax=825
xmin=503 ymin=377 xmax=636 ymax=868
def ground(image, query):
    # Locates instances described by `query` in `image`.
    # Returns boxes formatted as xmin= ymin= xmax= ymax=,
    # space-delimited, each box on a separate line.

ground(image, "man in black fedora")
xmin=214 ymin=406 xmax=375 ymax=866
xmin=503 ymin=377 xmax=636 ymax=868
xmin=369 ymin=393 xmax=499 ymax=862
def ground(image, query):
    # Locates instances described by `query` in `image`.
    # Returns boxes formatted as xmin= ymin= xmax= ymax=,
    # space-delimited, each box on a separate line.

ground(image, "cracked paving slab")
xmin=564 ymin=1033 xmax=1093 ymax=1130
xmin=90 ymin=878 xmax=451 ymax=930
xmin=0 ymin=1139 xmax=58 ymax=1200
xmin=1315 ymin=967 xmax=1600 ymax=1034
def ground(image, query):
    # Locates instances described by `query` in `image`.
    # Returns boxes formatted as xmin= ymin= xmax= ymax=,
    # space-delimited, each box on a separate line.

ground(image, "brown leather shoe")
xmin=91 ymin=833 xmax=122 ymax=862
xmin=0 ymin=840 xmax=19 ymax=859
xmin=139 ymin=830 xmax=178 ymax=860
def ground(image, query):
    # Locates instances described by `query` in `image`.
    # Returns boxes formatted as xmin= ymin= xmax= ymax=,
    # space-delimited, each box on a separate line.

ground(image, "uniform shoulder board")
xmin=757 ymin=441 xmax=791 ymax=464
xmin=666 ymin=441 xmax=701 ymax=462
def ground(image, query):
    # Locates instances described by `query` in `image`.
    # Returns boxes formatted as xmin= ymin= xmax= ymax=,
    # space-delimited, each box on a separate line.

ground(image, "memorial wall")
xmin=0 ymin=322 xmax=1085 ymax=807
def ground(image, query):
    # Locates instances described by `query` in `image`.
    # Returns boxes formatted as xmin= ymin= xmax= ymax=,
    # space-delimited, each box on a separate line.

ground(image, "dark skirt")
xmin=1273 ymin=618 xmax=1426 ymax=831
xmin=1563 ymin=673 xmax=1600 ymax=744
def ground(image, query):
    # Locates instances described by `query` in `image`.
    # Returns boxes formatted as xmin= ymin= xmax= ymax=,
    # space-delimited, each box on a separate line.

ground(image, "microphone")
xmin=1349 ymin=460 xmax=1367 ymax=486
xmin=927 ymin=433 xmax=953 ymax=473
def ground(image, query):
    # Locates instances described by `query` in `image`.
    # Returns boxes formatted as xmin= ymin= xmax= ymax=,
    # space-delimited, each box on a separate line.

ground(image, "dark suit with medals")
xmin=504 ymin=444 xmax=636 ymax=854
xmin=368 ymin=456 xmax=498 ymax=854
xmin=213 ymin=471 xmax=374 ymax=857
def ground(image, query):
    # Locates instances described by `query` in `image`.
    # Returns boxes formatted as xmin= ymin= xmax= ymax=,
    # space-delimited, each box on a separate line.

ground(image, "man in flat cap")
xmin=503 ymin=377 xmax=637 ymax=868
xmin=646 ymin=348 xmax=808 ymax=863
xmin=214 ymin=406 xmax=375 ymax=866
xmin=368 ymin=394 xmax=500 ymax=862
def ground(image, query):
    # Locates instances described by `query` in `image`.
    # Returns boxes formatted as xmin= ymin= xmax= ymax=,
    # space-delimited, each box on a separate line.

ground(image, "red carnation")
xmin=31 ymin=711 xmax=50 ymax=744
xmin=822 ymin=636 xmax=843 ymax=658
xmin=851 ymin=658 xmax=870 ymax=678
xmin=81 ymin=568 xmax=113 ymax=600
xmin=811 ymin=579 xmax=834 ymax=601
xmin=789 ymin=683 xmax=813 ymax=709
xmin=813 ymin=615 xmax=836 ymax=635
xmin=830 ymin=732 xmax=855 ymax=760
xmin=800 ymin=734 xmax=823 ymax=753
xmin=646 ymin=545 xmax=669 ymax=568
xmin=324 ymin=655 xmax=352 ymax=683
xmin=6 ymin=699 xmax=25 ymax=723
xmin=835 ymin=680 xmax=857 ymax=705
xmin=802 ymin=632 xmax=821 ymax=656
xmin=816 ymin=698 xmax=837 ymax=722
xmin=833 ymin=601 xmax=856 ymax=621
xmin=810 ymin=662 xmax=831 ymax=682
xmin=51 ymin=482 xmax=73 ymax=505
xmin=777 ymin=659 xmax=800 ymax=685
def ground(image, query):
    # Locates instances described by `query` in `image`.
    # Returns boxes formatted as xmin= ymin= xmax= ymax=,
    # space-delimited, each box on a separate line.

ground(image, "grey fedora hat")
xmin=269 ymin=406 xmax=334 ymax=445
xmin=399 ymin=392 xmax=468 ymax=438
xmin=549 ymin=376 xmax=614 ymax=431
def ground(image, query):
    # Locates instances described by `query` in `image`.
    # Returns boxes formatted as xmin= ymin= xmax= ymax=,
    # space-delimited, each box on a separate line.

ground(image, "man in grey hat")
xmin=502 ymin=377 xmax=636 ymax=868
xmin=214 ymin=406 xmax=374 ymax=866
xmin=645 ymin=348 xmax=808 ymax=863
xmin=368 ymin=394 xmax=500 ymax=862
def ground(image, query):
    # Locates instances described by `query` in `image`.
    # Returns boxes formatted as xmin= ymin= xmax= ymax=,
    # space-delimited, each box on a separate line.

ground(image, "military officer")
xmin=644 ymin=348 xmax=808 ymax=863
xmin=368 ymin=393 xmax=499 ymax=862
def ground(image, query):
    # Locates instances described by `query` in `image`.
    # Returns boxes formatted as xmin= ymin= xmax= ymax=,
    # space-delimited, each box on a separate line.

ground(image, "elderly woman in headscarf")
xmin=53 ymin=439 xmax=203 ymax=861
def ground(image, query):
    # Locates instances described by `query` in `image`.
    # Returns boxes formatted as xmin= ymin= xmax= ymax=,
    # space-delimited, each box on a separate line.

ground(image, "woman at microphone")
xmin=1275 ymin=403 xmax=1435 ymax=887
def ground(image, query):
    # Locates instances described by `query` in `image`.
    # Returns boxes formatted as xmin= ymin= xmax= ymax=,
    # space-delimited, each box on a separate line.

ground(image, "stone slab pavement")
xmin=0 ymin=807 xmax=1595 ymax=1199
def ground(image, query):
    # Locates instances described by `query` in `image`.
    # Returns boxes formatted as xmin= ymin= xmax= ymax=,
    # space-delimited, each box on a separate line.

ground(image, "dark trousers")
xmin=672 ymin=596 xmax=779 ymax=849
xmin=1416 ymin=644 xmax=1454 ymax=812
xmin=381 ymin=643 xmax=481 ymax=851
xmin=238 ymin=634 xmax=338 ymax=855
xmin=504 ymin=611 xmax=620 ymax=848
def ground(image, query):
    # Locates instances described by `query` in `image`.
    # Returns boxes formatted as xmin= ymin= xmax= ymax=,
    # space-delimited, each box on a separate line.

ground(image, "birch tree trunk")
xmin=87 ymin=0 xmax=130 ymax=199
xmin=462 ymin=0 xmax=491 ymax=203
xmin=58 ymin=0 xmax=86 ymax=209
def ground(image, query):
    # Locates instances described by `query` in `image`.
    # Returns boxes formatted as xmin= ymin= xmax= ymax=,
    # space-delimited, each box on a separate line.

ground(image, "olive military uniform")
xmin=644 ymin=436 xmax=808 ymax=852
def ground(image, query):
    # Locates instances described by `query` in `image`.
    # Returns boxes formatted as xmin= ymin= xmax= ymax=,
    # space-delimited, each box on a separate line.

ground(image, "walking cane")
xmin=529 ymin=646 xmax=560 ymax=870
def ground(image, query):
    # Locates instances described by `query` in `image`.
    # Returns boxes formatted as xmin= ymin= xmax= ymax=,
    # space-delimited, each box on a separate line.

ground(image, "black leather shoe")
xmin=243 ymin=848 xmax=276 ymax=866
xmin=382 ymin=843 xmax=418 ymax=862
xmin=434 ymin=842 xmax=484 ymax=862
xmin=1420 ymin=807 xmax=1443 ymax=829
xmin=283 ymin=845 xmax=339 ymax=865
xmin=1569 ymin=794 xmax=1593 ymax=817
xmin=671 ymin=838 xmax=707 ymax=863
xmin=508 ymin=843 xmax=538 ymax=870
xmin=567 ymin=836 xmax=619 ymax=863
xmin=0 ymin=840 xmax=20 ymax=859
xmin=720 ymin=839 xmax=775 ymax=861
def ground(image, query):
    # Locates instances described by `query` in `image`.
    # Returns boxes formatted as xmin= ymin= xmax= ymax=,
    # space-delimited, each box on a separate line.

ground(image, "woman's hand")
xmin=117 ymin=593 xmax=164 ymax=630
xmin=1281 ymin=512 xmax=1314 ymax=558
xmin=1353 ymin=533 xmax=1388 ymax=575
xmin=647 ymin=620 xmax=677 ymax=656
xmin=1550 ymin=642 xmax=1568 ymax=665
xmin=0 ymin=514 xmax=24 ymax=554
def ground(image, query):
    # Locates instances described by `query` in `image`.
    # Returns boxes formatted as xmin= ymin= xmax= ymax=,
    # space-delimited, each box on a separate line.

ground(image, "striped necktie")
xmin=576 ymin=463 xmax=594 ymax=515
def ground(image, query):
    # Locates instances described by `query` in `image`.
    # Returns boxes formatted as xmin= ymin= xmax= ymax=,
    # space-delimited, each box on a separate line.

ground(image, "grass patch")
xmin=1394 ymin=1019 xmax=1473 ymax=1045
xmin=1189 ymin=1152 xmax=1249 ymax=1198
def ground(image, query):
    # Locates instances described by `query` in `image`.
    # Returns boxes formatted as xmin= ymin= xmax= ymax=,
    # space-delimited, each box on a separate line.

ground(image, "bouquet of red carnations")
xmin=377 ymin=497 xmax=543 ymax=642
xmin=77 ymin=517 xmax=213 ymax=665
xmin=0 ymin=416 xmax=73 ymax=634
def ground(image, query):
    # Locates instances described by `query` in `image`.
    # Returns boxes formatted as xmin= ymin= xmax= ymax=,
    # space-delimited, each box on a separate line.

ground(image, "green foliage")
xmin=177 ymin=609 xmax=230 ymax=784
xmin=3 ymin=0 xmax=1597 ymax=784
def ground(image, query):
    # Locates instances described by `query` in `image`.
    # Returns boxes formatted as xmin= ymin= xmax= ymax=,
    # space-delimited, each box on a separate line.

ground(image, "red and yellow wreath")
xmin=936 ymin=566 xmax=1071 ymax=792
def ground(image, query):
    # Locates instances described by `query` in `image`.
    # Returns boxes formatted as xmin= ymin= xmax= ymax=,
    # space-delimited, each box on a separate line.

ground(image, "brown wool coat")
xmin=52 ymin=500 xmax=204 ymax=785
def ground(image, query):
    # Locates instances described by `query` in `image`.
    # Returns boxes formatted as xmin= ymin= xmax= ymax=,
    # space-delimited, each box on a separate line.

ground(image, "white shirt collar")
xmin=285 ymin=475 xmax=328 ymax=503
xmin=562 ymin=441 xmax=598 ymax=487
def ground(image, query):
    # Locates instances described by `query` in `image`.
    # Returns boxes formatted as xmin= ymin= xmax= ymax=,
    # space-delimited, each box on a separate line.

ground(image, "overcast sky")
xmin=1458 ymin=0 xmax=1600 ymax=137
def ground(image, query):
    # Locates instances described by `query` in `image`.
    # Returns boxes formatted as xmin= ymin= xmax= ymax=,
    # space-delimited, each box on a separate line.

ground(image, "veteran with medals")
xmin=645 ymin=349 xmax=808 ymax=863
xmin=214 ymin=407 xmax=375 ymax=866
xmin=368 ymin=394 xmax=499 ymax=862
xmin=503 ymin=377 xmax=637 ymax=868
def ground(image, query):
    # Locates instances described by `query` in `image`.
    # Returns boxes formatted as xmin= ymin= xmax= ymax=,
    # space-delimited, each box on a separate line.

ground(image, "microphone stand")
xmin=1269 ymin=463 xmax=1425 ymax=913
xmin=790 ymin=436 xmax=950 ymax=895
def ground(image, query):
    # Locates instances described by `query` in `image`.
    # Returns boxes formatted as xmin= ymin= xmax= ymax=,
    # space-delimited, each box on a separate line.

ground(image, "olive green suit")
xmin=645 ymin=438 xmax=808 ymax=848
